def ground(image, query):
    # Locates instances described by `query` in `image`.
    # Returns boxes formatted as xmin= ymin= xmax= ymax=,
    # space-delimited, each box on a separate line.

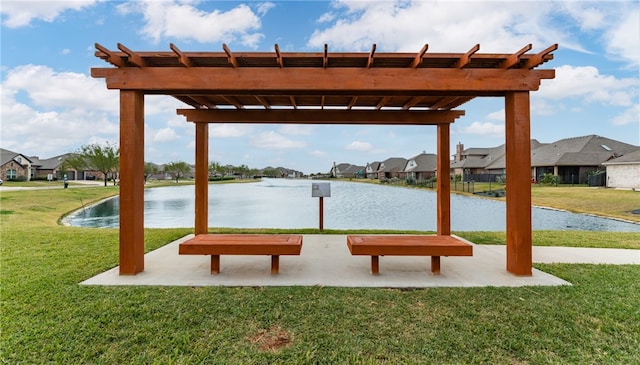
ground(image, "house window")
xmin=7 ymin=169 xmax=17 ymax=180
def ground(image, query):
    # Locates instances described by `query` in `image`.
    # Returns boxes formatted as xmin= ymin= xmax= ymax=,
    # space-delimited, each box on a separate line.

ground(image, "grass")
xmin=350 ymin=178 xmax=640 ymax=223
xmin=1 ymin=185 xmax=639 ymax=363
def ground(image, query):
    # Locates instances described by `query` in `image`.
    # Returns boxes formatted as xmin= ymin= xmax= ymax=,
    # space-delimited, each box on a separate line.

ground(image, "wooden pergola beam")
xmin=92 ymin=68 xmax=555 ymax=92
xmin=177 ymin=109 xmax=465 ymax=124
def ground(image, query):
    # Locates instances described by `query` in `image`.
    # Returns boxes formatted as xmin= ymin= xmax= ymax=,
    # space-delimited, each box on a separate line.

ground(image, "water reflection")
xmin=64 ymin=179 xmax=640 ymax=232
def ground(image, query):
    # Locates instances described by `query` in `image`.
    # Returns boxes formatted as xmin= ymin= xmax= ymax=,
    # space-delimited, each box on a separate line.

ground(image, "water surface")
xmin=65 ymin=179 xmax=640 ymax=232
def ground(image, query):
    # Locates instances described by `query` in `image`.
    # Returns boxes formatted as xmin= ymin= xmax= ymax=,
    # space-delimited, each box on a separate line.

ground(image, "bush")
xmin=539 ymin=173 xmax=560 ymax=185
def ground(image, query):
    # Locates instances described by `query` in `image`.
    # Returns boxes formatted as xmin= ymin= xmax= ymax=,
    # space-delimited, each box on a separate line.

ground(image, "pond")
xmin=64 ymin=179 xmax=640 ymax=232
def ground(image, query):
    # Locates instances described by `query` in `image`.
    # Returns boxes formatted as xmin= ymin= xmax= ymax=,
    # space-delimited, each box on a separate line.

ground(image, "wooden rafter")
xmin=523 ymin=43 xmax=558 ymax=69
xmin=410 ymin=44 xmax=429 ymax=68
xmin=376 ymin=96 xmax=391 ymax=110
xmin=402 ymin=96 xmax=424 ymax=110
xmin=367 ymin=44 xmax=376 ymax=68
xmin=347 ymin=96 xmax=358 ymax=110
xmin=453 ymin=44 xmax=480 ymax=69
xmin=222 ymin=43 xmax=238 ymax=68
xmin=430 ymin=96 xmax=461 ymax=110
xmin=275 ymin=44 xmax=283 ymax=68
xmin=117 ymin=43 xmax=146 ymax=67
xmin=178 ymin=108 xmax=465 ymax=124
xmin=255 ymin=96 xmax=271 ymax=109
xmin=94 ymin=43 xmax=125 ymax=67
xmin=501 ymin=44 xmax=532 ymax=69
xmin=220 ymin=95 xmax=243 ymax=109
xmin=191 ymin=96 xmax=218 ymax=109
xmin=323 ymin=44 xmax=328 ymax=68
xmin=170 ymin=43 xmax=193 ymax=67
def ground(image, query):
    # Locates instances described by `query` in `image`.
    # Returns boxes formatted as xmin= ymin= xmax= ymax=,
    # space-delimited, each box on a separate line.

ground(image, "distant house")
xmin=0 ymin=148 xmax=33 ymax=181
xmin=378 ymin=157 xmax=407 ymax=180
xmin=330 ymin=162 xmax=364 ymax=178
xmin=452 ymin=135 xmax=638 ymax=184
xmin=365 ymin=161 xmax=381 ymax=179
xmin=404 ymin=152 xmax=437 ymax=181
xmin=602 ymin=149 xmax=640 ymax=189
xmin=451 ymin=142 xmax=543 ymax=182
xmin=529 ymin=135 xmax=638 ymax=183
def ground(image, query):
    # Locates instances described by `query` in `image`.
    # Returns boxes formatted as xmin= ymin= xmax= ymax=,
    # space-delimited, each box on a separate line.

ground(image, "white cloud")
xmin=0 ymin=64 xmax=119 ymax=156
xmin=459 ymin=122 xmax=504 ymax=137
xmin=3 ymin=64 xmax=118 ymax=112
xmin=603 ymin=8 xmax=640 ymax=66
xmin=539 ymin=65 xmax=637 ymax=107
xmin=0 ymin=0 xmax=97 ymax=28
xmin=486 ymin=110 xmax=504 ymax=121
xmin=279 ymin=125 xmax=313 ymax=135
xmin=308 ymin=1 xmax=571 ymax=53
xmin=611 ymin=105 xmax=640 ymax=126
xmin=256 ymin=2 xmax=275 ymax=16
xmin=310 ymin=150 xmax=327 ymax=157
xmin=117 ymin=0 xmax=264 ymax=46
xmin=153 ymin=127 xmax=179 ymax=142
xmin=345 ymin=141 xmax=373 ymax=152
xmin=251 ymin=131 xmax=305 ymax=149
xmin=210 ymin=124 xmax=252 ymax=138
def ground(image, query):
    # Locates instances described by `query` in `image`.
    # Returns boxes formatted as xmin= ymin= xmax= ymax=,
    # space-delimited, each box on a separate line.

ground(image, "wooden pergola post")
xmin=437 ymin=123 xmax=451 ymax=235
xmin=505 ymin=91 xmax=532 ymax=276
xmin=194 ymin=123 xmax=209 ymax=234
xmin=119 ymin=90 xmax=145 ymax=275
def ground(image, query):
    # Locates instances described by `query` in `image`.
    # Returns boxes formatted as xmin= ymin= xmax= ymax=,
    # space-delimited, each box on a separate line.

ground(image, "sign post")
xmin=311 ymin=182 xmax=331 ymax=231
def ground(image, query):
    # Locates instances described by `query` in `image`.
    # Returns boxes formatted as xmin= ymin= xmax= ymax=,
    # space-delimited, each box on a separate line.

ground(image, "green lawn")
xmin=1 ymin=186 xmax=639 ymax=363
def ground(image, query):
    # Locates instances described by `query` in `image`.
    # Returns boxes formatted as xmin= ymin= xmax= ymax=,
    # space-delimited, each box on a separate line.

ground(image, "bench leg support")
xmin=431 ymin=256 xmax=441 ymax=275
xmin=211 ymin=255 xmax=220 ymax=274
xmin=371 ymin=256 xmax=380 ymax=275
xmin=271 ymin=255 xmax=280 ymax=275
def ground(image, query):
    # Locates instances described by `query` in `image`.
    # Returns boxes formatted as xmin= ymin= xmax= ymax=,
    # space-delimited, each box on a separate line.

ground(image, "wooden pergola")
xmin=92 ymin=42 xmax=556 ymax=276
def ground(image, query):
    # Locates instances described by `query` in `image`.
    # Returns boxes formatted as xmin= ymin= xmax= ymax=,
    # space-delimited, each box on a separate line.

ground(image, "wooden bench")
xmin=347 ymin=235 xmax=473 ymax=275
xmin=179 ymin=234 xmax=302 ymax=274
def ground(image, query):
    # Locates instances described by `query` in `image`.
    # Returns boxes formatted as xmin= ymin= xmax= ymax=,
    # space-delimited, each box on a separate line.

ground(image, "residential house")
xmin=365 ymin=161 xmax=381 ymax=179
xmin=404 ymin=152 xmax=437 ymax=181
xmin=0 ymin=148 xmax=33 ymax=181
xmin=377 ymin=157 xmax=407 ymax=180
xmin=528 ymin=135 xmax=637 ymax=183
xmin=29 ymin=153 xmax=104 ymax=181
xmin=330 ymin=162 xmax=364 ymax=178
xmin=452 ymin=135 xmax=636 ymax=184
xmin=602 ymin=149 xmax=640 ymax=189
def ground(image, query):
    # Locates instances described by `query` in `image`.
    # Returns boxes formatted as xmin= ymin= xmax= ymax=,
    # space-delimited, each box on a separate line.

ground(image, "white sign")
xmin=47 ymin=174 xmax=53 ymax=181
xmin=311 ymin=182 xmax=331 ymax=197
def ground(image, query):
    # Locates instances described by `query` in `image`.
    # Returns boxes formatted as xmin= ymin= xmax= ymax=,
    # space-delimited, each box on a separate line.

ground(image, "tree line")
xmin=69 ymin=142 xmax=277 ymax=186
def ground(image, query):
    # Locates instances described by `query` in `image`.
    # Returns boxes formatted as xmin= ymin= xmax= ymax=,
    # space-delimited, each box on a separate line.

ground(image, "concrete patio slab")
xmin=79 ymin=234 xmax=640 ymax=288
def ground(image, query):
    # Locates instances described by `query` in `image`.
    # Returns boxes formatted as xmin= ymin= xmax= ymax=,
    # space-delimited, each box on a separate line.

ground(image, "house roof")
xmin=29 ymin=153 xmax=72 ymax=169
xmin=0 ymin=148 xmax=33 ymax=167
xmin=379 ymin=157 xmax=408 ymax=172
xmin=405 ymin=153 xmax=437 ymax=172
xmin=531 ymin=135 xmax=638 ymax=167
xmin=603 ymin=149 xmax=640 ymax=165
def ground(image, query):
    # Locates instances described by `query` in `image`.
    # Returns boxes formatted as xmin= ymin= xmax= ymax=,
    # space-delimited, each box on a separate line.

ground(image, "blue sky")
xmin=1 ymin=0 xmax=638 ymax=175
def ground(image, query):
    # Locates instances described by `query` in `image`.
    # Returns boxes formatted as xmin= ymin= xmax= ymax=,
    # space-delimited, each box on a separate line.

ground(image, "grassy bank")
xmin=1 ymin=186 xmax=639 ymax=363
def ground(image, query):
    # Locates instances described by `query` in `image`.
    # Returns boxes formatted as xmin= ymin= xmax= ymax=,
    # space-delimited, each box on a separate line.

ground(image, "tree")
xmin=73 ymin=143 xmax=119 ymax=187
xmin=144 ymin=162 xmax=159 ymax=183
xmin=208 ymin=161 xmax=222 ymax=177
xmin=164 ymin=161 xmax=192 ymax=183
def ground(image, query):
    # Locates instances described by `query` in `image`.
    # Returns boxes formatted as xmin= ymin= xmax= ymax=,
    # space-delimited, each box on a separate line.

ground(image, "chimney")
xmin=455 ymin=142 xmax=464 ymax=162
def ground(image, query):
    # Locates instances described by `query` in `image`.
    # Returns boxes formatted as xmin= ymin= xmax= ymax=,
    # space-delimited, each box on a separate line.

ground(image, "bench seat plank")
xmin=179 ymin=234 xmax=302 ymax=274
xmin=347 ymin=235 xmax=472 ymax=275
